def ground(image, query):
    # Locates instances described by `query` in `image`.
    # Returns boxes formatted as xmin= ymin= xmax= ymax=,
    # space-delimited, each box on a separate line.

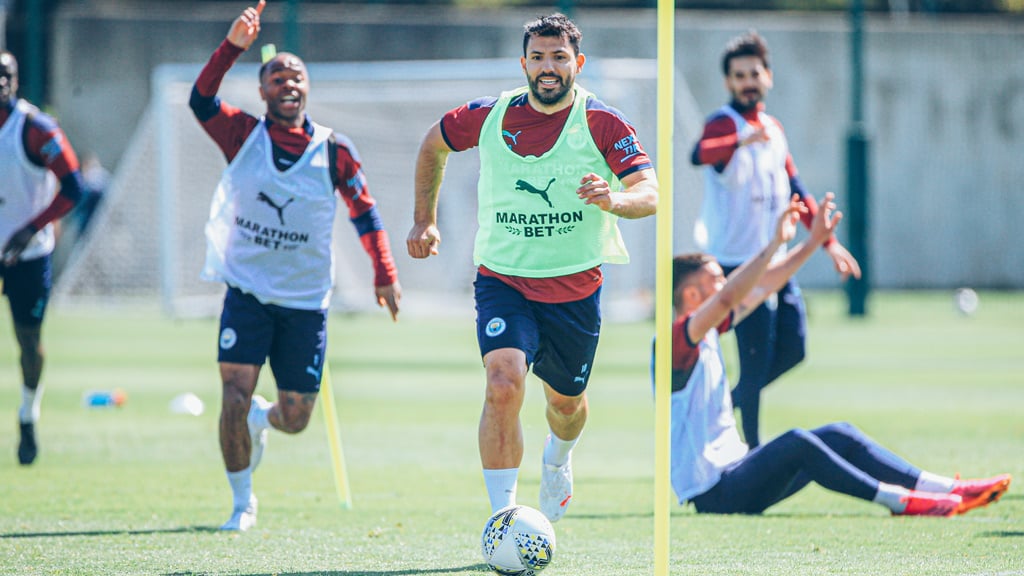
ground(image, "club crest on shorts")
xmin=485 ymin=317 xmax=507 ymax=337
xmin=220 ymin=327 xmax=238 ymax=349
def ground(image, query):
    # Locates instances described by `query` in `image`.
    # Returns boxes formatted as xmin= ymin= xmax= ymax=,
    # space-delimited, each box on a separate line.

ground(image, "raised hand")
xmin=773 ymin=194 xmax=806 ymax=246
xmin=226 ymin=0 xmax=266 ymax=50
xmin=810 ymin=192 xmax=843 ymax=244
xmin=825 ymin=241 xmax=861 ymax=281
xmin=810 ymin=193 xmax=859 ymax=280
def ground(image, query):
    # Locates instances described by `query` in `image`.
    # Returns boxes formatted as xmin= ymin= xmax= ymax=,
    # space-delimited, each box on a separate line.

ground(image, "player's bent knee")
xmin=547 ymin=393 xmax=583 ymax=417
xmin=274 ymin=390 xmax=317 ymax=433
xmin=220 ymin=380 xmax=252 ymax=409
xmin=278 ymin=412 xmax=313 ymax=434
xmin=818 ymin=421 xmax=857 ymax=437
xmin=274 ymin=405 xmax=313 ymax=433
xmin=485 ymin=376 xmax=524 ymax=409
xmin=220 ymin=364 xmax=259 ymax=397
xmin=19 ymin=345 xmax=43 ymax=363
xmin=778 ymin=428 xmax=815 ymax=449
xmin=484 ymin=358 xmax=527 ymax=403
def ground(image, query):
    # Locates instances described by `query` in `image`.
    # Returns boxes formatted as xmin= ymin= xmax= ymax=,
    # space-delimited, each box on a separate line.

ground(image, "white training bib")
xmin=0 ymin=100 xmax=58 ymax=261
xmin=671 ymin=328 xmax=749 ymax=503
xmin=202 ymin=119 xmax=338 ymax=310
xmin=699 ymin=105 xmax=792 ymax=267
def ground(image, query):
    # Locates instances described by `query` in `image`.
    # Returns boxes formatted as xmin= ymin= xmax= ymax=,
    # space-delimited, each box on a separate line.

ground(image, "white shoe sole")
xmin=220 ymin=496 xmax=258 ymax=531
xmin=540 ymin=461 xmax=573 ymax=523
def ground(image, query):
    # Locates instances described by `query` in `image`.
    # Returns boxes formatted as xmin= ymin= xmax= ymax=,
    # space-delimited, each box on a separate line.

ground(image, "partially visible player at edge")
xmin=0 ymin=50 xmax=86 ymax=466
xmin=190 ymin=0 xmax=401 ymax=531
xmin=407 ymin=13 xmax=658 ymax=523
xmin=691 ymin=31 xmax=862 ymax=448
xmin=668 ymin=193 xmax=1010 ymax=517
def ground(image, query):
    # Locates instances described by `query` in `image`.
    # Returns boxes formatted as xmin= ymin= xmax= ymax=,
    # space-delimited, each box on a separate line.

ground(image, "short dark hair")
xmin=258 ymin=52 xmax=305 ymax=82
xmin=721 ymin=30 xmax=770 ymax=76
xmin=673 ymin=253 xmax=715 ymax=293
xmin=523 ymin=13 xmax=582 ymax=57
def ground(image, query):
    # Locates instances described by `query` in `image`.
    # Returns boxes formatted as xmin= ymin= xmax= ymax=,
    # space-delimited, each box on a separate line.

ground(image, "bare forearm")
xmin=412 ymin=124 xmax=450 ymax=225
xmin=721 ymin=238 xmax=782 ymax=314
xmin=610 ymin=171 xmax=658 ymax=219
xmin=413 ymin=150 xmax=446 ymax=225
xmin=686 ymin=236 xmax=781 ymax=342
xmin=761 ymin=241 xmax=816 ymax=294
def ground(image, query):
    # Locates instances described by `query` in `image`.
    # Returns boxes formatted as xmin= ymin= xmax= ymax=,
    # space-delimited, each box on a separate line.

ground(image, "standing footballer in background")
xmin=407 ymin=13 xmax=658 ymax=523
xmin=190 ymin=0 xmax=401 ymax=531
xmin=690 ymin=31 xmax=861 ymax=447
xmin=0 ymin=50 xmax=85 ymax=466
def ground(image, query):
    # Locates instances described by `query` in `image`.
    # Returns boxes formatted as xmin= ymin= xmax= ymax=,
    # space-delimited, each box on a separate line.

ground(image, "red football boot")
xmin=952 ymin=474 xmax=1011 ymax=515
xmin=895 ymin=491 xmax=962 ymax=517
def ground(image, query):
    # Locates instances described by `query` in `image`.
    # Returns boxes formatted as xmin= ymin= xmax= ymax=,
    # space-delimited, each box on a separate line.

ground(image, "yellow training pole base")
xmin=320 ymin=361 xmax=353 ymax=509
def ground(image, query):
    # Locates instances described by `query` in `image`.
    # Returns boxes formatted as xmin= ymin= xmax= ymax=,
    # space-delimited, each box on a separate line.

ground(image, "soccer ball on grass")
xmin=481 ymin=505 xmax=556 ymax=576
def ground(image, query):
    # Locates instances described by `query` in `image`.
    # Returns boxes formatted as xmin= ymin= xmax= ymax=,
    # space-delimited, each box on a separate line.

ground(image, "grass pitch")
xmin=0 ymin=291 xmax=1021 ymax=575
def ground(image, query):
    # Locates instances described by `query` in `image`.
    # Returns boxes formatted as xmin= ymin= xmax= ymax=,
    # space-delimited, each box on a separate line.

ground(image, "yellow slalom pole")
xmin=655 ymin=0 xmax=675 ymax=574
xmin=319 ymin=359 xmax=353 ymax=509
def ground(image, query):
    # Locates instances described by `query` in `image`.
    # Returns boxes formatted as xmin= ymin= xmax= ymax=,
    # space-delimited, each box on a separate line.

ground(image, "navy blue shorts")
xmin=217 ymin=286 xmax=327 ymax=393
xmin=1 ymin=255 xmax=52 ymax=327
xmin=474 ymin=273 xmax=601 ymax=397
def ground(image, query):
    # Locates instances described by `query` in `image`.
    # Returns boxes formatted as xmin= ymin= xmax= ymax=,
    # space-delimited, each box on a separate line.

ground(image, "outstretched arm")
xmin=332 ymin=135 xmax=400 ymax=322
xmin=735 ymin=192 xmax=844 ymax=324
xmin=406 ymin=121 xmax=452 ymax=259
xmin=824 ymin=240 xmax=861 ymax=281
xmin=788 ymin=165 xmax=861 ymax=282
xmin=685 ymin=197 xmax=805 ymax=344
xmin=190 ymin=2 xmax=266 ymax=158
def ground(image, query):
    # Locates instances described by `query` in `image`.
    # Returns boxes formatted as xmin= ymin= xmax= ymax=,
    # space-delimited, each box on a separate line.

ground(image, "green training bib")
xmin=472 ymin=85 xmax=629 ymax=278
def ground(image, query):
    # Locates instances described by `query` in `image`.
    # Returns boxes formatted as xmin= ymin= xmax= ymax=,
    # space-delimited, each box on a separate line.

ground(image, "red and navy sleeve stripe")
xmin=584 ymin=97 xmax=653 ymax=180
xmin=691 ymin=112 xmax=739 ymax=171
xmin=21 ymin=109 xmax=85 ymax=230
xmin=189 ymin=40 xmax=258 ymax=162
xmin=332 ymin=132 xmax=398 ymax=287
xmin=439 ymin=96 xmax=497 ymax=152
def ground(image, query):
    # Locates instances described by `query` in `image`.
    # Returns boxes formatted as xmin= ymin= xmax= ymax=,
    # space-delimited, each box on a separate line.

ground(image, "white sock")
xmin=226 ymin=468 xmax=253 ymax=512
xmin=19 ymin=385 xmax=43 ymax=424
xmin=873 ymin=482 xmax=912 ymax=513
xmin=915 ymin=471 xmax=955 ymax=493
xmin=483 ymin=468 xmax=518 ymax=513
xmin=247 ymin=400 xmax=271 ymax=432
xmin=543 ymin=431 xmax=579 ymax=468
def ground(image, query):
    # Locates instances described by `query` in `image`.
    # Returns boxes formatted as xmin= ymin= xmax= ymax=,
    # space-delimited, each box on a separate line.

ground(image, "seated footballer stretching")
xmin=665 ymin=193 xmax=1010 ymax=516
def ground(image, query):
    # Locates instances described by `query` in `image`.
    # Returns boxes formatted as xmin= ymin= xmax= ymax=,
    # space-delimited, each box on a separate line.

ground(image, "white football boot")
xmin=220 ymin=494 xmax=258 ymax=531
xmin=247 ymin=395 xmax=271 ymax=471
xmin=539 ymin=455 xmax=574 ymax=522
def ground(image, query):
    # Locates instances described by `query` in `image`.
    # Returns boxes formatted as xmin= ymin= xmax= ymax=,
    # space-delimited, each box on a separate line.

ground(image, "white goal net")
xmin=54 ymin=58 xmax=705 ymax=319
